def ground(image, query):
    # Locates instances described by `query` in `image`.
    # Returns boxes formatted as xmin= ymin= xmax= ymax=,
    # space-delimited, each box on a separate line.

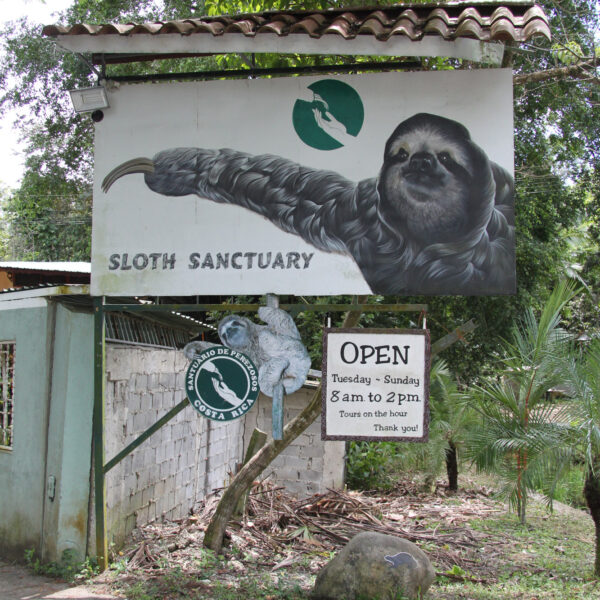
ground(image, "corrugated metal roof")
xmin=42 ymin=3 xmax=550 ymax=44
xmin=0 ymin=261 xmax=91 ymax=273
xmin=0 ymin=284 xmax=90 ymax=300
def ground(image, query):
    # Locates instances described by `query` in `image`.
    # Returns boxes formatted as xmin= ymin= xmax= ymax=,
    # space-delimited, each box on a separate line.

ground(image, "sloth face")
xmin=219 ymin=316 xmax=251 ymax=350
xmin=377 ymin=113 xmax=492 ymax=244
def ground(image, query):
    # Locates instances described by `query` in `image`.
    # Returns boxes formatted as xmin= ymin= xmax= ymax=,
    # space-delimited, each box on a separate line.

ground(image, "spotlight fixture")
xmin=69 ymin=86 xmax=109 ymax=114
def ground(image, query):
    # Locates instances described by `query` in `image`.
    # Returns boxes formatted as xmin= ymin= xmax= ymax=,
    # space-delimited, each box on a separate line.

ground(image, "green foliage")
xmin=547 ymin=462 xmax=587 ymax=508
xmin=1 ymin=170 xmax=91 ymax=260
xmin=419 ymin=360 xmax=478 ymax=489
xmin=465 ymin=281 xmax=578 ymax=523
xmin=562 ymin=338 xmax=600 ymax=469
xmin=345 ymin=440 xmax=398 ymax=490
xmin=24 ymin=547 xmax=99 ymax=582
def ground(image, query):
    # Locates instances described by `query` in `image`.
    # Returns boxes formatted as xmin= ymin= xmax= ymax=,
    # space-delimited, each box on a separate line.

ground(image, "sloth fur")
xmin=103 ymin=113 xmax=515 ymax=295
xmin=184 ymin=307 xmax=311 ymax=397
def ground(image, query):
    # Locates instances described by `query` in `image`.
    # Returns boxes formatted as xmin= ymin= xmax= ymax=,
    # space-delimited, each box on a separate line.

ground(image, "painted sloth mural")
xmin=102 ymin=113 xmax=515 ymax=295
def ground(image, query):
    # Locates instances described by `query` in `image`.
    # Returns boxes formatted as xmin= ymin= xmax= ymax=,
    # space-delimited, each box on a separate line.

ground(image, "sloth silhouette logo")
xmin=186 ymin=346 xmax=259 ymax=421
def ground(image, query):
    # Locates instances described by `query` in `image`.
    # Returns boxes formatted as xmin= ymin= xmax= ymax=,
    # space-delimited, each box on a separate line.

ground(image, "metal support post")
xmin=92 ymin=297 xmax=108 ymax=570
xmin=266 ymin=294 xmax=284 ymax=440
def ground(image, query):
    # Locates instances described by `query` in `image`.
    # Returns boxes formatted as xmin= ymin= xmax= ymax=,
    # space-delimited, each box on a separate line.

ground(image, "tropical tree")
xmin=561 ymin=338 xmax=600 ymax=576
xmin=465 ymin=281 xmax=577 ymax=523
xmin=0 ymin=0 xmax=596 ymax=370
xmin=400 ymin=359 xmax=478 ymax=492
xmin=428 ymin=361 xmax=478 ymax=491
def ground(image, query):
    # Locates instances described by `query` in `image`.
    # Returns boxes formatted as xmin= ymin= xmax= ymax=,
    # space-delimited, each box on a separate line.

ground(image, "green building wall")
xmin=0 ymin=298 xmax=94 ymax=563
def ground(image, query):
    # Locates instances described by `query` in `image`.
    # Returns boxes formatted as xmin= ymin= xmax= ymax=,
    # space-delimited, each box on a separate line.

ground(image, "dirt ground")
xmin=0 ymin=560 xmax=119 ymax=600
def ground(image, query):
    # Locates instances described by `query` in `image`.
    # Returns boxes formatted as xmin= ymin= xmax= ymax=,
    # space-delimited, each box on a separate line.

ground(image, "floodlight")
xmin=69 ymin=86 xmax=109 ymax=114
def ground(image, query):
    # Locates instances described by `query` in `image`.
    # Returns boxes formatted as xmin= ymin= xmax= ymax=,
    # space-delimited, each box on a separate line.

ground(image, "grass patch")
xmin=432 ymin=500 xmax=599 ymax=599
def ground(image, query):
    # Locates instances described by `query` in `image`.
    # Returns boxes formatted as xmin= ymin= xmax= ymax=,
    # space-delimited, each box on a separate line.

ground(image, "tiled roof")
xmin=42 ymin=3 xmax=551 ymax=44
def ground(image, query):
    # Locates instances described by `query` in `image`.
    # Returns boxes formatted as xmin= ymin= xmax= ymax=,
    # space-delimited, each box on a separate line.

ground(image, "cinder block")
xmin=306 ymin=420 xmax=321 ymax=434
xmin=147 ymin=463 xmax=160 ymax=481
xmin=162 ymin=390 xmax=175 ymax=408
xmin=144 ymin=446 xmax=156 ymax=465
xmin=274 ymin=468 xmax=301 ymax=482
xmin=126 ymin=413 xmax=135 ymax=436
xmin=303 ymin=469 xmax=323 ymax=483
xmin=159 ymin=372 xmax=175 ymax=389
xmin=136 ymin=506 xmax=149 ymax=527
xmin=140 ymin=392 xmax=152 ymax=410
xmin=135 ymin=374 xmax=149 ymax=393
xmin=299 ymin=444 xmax=326 ymax=459
xmin=275 ymin=456 xmax=307 ymax=471
xmin=152 ymin=392 xmax=163 ymax=409
xmin=165 ymin=443 xmax=175 ymax=461
xmin=142 ymin=485 xmax=155 ymax=507
xmin=154 ymin=479 xmax=166 ymax=498
xmin=155 ymin=444 xmax=166 ymax=463
xmin=131 ymin=449 xmax=145 ymax=472
xmin=159 ymin=461 xmax=171 ymax=480
xmin=130 ymin=490 xmax=143 ymax=509
xmin=132 ymin=412 xmax=145 ymax=433
xmin=167 ymin=489 xmax=176 ymax=510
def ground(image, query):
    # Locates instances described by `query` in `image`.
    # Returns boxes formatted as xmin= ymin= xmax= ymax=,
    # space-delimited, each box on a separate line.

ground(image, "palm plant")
xmin=423 ymin=360 xmax=478 ymax=491
xmin=561 ymin=337 xmax=600 ymax=576
xmin=398 ymin=360 xmax=478 ymax=491
xmin=465 ymin=281 xmax=577 ymax=524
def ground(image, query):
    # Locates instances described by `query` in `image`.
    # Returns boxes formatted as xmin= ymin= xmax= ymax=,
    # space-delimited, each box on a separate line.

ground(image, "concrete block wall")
xmin=243 ymin=384 xmax=346 ymax=497
xmin=104 ymin=345 xmax=245 ymax=547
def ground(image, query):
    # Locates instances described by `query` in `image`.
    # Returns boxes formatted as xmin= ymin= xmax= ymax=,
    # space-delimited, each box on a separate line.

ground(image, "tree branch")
xmin=514 ymin=58 xmax=599 ymax=86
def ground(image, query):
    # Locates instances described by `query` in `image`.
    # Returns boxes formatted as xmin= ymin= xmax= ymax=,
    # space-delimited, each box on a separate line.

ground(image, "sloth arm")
xmin=103 ymin=147 xmax=376 ymax=255
xmin=257 ymin=307 xmax=301 ymax=340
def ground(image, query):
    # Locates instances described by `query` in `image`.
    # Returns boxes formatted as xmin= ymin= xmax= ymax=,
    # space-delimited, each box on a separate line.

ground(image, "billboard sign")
xmin=93 ymin=70 xmax=514 ymax=296
xmin=322 ymin=329 xmax=430 ymax=441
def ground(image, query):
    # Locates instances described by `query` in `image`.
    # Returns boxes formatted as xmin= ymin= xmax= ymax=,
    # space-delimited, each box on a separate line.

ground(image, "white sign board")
xmin=322 ymin=329 xmax=430 ymax=441
xmin=92 ymin=69 xmax=514 ymax=296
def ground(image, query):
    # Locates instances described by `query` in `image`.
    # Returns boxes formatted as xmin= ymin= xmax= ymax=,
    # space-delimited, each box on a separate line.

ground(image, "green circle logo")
xmin=293 ymin=79 xmax=364 ymax=150
xmin=186 ymin=346 xmax=259 ymax=421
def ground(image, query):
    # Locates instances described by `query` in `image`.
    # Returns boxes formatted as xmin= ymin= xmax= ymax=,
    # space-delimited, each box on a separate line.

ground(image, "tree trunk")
xmin=584 ymin=467 xmax=600 ymax=577
xmin=203 ymin=299 xmax=367 ymax=553
xmin=445 ymin=441 xmax=458 ymax=491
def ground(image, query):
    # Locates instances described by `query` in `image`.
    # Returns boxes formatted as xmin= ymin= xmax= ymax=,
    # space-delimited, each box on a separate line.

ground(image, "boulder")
xmin=311 ymin=532 xmax=435 ymax=600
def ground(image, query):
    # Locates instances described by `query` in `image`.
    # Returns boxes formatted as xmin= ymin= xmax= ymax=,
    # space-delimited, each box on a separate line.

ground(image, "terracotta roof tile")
xmin=454 ymin=18 xmax=485 ymax=39
xmin=388 ymin=18 xmax=421 ymax=40
xmin=457 ymin=7 xmax=484 ymax=26
xmin=42 ymin=3 xmax=551 ymax=44
xmin=423 ymin=16 xmax=452 ymax=39
xmin=490 ymin=18 xmax=518 ymax=41
xmin=289 ymin=14 xmax=327 ymax=37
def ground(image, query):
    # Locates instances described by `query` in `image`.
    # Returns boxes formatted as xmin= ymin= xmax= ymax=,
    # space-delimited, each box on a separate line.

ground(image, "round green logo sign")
xmin=186 ymin=346 xmax=259 ymax=421
xmin=293 ymin=79 xmax=364 ymax=151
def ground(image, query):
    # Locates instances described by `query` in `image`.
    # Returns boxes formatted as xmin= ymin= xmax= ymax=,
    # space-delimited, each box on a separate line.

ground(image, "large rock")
xmin=311 ymin=532 xmax=435 ymax=600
